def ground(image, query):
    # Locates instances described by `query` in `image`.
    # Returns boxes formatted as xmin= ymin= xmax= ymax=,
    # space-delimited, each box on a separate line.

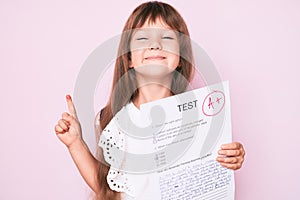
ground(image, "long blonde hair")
xmin=94 ymin=1 xmax=194 ymax=199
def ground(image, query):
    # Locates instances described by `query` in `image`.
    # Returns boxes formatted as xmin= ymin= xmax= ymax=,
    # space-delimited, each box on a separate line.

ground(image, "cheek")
xmin=170 ymin=55 xmax=180 ymax=68
xmin=173 ymin=45 xmax=180 ymax=67
xmin=130 ymin=50 xmax=143 ymax=66
xmin=130 ymin=41 xmax=143 ymax=66
xmin=163 ymin=43 xmax=180 ymax=68
xmin=131 ymin=39 xmax=148 ymax=52
xmin=162 ymin=41 xmax=180 ymax=56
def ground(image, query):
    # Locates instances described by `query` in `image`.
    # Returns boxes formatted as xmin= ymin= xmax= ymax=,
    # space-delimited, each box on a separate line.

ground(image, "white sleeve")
xmin=98 ymin=114 xmax=136 ymax=197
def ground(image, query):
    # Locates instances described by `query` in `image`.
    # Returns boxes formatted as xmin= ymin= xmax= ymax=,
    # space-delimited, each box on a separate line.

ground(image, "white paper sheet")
xmin=99 ymin=81 xmax=234 ymax=200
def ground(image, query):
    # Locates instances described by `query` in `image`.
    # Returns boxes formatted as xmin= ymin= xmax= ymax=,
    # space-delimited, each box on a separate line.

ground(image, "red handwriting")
xmin=202 ymin=91 xmax=225 ymax=116
xmin=208 ymin=97 xmax=214 ymax=109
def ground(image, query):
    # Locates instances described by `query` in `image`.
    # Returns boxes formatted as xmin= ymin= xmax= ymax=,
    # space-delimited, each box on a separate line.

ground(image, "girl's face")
xmin=129 ymin=18 xmax=180 ymax=74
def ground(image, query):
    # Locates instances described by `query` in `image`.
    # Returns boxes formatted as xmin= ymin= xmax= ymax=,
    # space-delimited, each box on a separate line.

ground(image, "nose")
xmin=149 ymin=40 xmax=162 ymax=50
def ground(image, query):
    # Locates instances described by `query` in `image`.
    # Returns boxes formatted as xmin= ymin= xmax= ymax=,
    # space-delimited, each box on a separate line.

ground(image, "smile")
xmin=145 ymin=56 xmax=166 ymax=60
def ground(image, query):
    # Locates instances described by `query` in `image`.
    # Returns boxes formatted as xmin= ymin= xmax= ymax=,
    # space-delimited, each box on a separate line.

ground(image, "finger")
xmin=66 ymin=95 xmax=78 ymax=119
xmin=62 ymin=112 xmax=72 ymax=123
xmin=221 ymin=142 xmax=241 ymax=150
xmin=219 ymin=162 xmax=242 ymax=170
xmin=216 ymin=156 xmax=238 ymax=164
xmin=218 ymin=149 xmax=241 ymax=156
xmin=62 ymin=112 xmax=78 ymax=128
xmin=58 ymin=119 xmax=70 ymax=131
xmin=240 ymin=148 xmax=245 ymax=157
xmin=55 ymin=124 xmax=65 ymax=134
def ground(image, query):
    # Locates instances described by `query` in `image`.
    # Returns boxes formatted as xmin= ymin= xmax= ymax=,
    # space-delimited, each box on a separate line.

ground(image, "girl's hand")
xmin=55 ymin=95 xmax=82 ymax=148
xmin=216 ymin=142 xmax=245 ymax=170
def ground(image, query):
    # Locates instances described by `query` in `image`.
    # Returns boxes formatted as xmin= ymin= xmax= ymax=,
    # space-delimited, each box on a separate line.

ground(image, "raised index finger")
xmin=66 ymin=94 xmax=78 ymax=118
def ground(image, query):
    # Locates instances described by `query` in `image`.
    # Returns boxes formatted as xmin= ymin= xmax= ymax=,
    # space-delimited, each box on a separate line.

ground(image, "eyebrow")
xmin=133 ymin=30 xmax=147 ymax=35
xmin=162 ymin=30 xmax=177 ymax=35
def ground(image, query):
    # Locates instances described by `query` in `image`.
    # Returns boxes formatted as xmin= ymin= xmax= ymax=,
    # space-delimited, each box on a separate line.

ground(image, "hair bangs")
xmin=132 ymin=2 xmax=170 ymax=29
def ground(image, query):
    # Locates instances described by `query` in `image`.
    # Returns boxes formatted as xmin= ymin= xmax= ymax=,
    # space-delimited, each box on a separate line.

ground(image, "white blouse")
xmin=97 ymin=102 xmax=155 ymax=200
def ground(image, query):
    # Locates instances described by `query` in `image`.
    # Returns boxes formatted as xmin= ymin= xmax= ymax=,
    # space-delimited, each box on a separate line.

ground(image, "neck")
xmin=132 ymin=71 xmax=174 ymax=109
xmin=133 ymin=84 xmax=172 ymax=109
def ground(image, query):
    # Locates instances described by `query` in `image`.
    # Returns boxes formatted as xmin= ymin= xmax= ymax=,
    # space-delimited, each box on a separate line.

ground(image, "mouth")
xmin=144 ymin=56 xmax=166 ymax=60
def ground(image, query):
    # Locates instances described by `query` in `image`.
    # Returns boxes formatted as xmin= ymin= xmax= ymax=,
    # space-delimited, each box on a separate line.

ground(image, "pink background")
xmin=1 ymin=0 xmax=299 ymax=199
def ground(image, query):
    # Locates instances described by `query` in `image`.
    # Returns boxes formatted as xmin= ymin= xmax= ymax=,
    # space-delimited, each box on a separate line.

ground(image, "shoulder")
xmin=95 ymin=103 xmax=133 ymax=131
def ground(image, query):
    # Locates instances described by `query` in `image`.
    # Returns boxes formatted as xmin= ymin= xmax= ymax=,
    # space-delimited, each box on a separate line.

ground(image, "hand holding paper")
xmin=217 ymin=142 xmax=245 ymax=170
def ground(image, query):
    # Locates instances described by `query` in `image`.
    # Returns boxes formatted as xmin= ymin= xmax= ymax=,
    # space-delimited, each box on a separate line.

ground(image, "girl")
xmin=55 ymin=1 xmax=245 ymax=200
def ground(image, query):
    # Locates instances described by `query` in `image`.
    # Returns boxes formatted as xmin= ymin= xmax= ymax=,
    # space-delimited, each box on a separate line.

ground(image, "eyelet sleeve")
xmin=98 ymin=116 xmax=136 ymax=197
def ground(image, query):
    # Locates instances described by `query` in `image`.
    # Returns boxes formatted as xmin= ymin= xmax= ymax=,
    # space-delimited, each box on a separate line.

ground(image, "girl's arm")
xmin=55 ymin=95 xmax=101 ymax=194
xmin=68 ymin=139 xmax=101 ymax=194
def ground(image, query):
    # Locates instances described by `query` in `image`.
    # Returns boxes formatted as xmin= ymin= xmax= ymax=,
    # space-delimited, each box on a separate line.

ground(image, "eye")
xmin=136 ymin=37 xmax=148 ymax=41
xmin=162 ymin=36 xmax=175 ymax=40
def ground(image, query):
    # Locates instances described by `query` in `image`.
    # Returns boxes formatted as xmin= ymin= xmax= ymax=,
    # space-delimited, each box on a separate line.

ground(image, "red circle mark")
xmin=202 ymin=90 xmax=226 ymax=116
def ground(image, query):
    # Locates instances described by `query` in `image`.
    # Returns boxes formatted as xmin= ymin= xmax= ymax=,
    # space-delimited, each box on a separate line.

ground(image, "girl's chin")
xmin=134 ymin=64 xmax=175 ymax=79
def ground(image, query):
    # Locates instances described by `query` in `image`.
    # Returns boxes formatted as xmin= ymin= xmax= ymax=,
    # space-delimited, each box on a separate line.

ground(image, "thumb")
xmin=66 ymin=94 xmax=78 ymax=119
